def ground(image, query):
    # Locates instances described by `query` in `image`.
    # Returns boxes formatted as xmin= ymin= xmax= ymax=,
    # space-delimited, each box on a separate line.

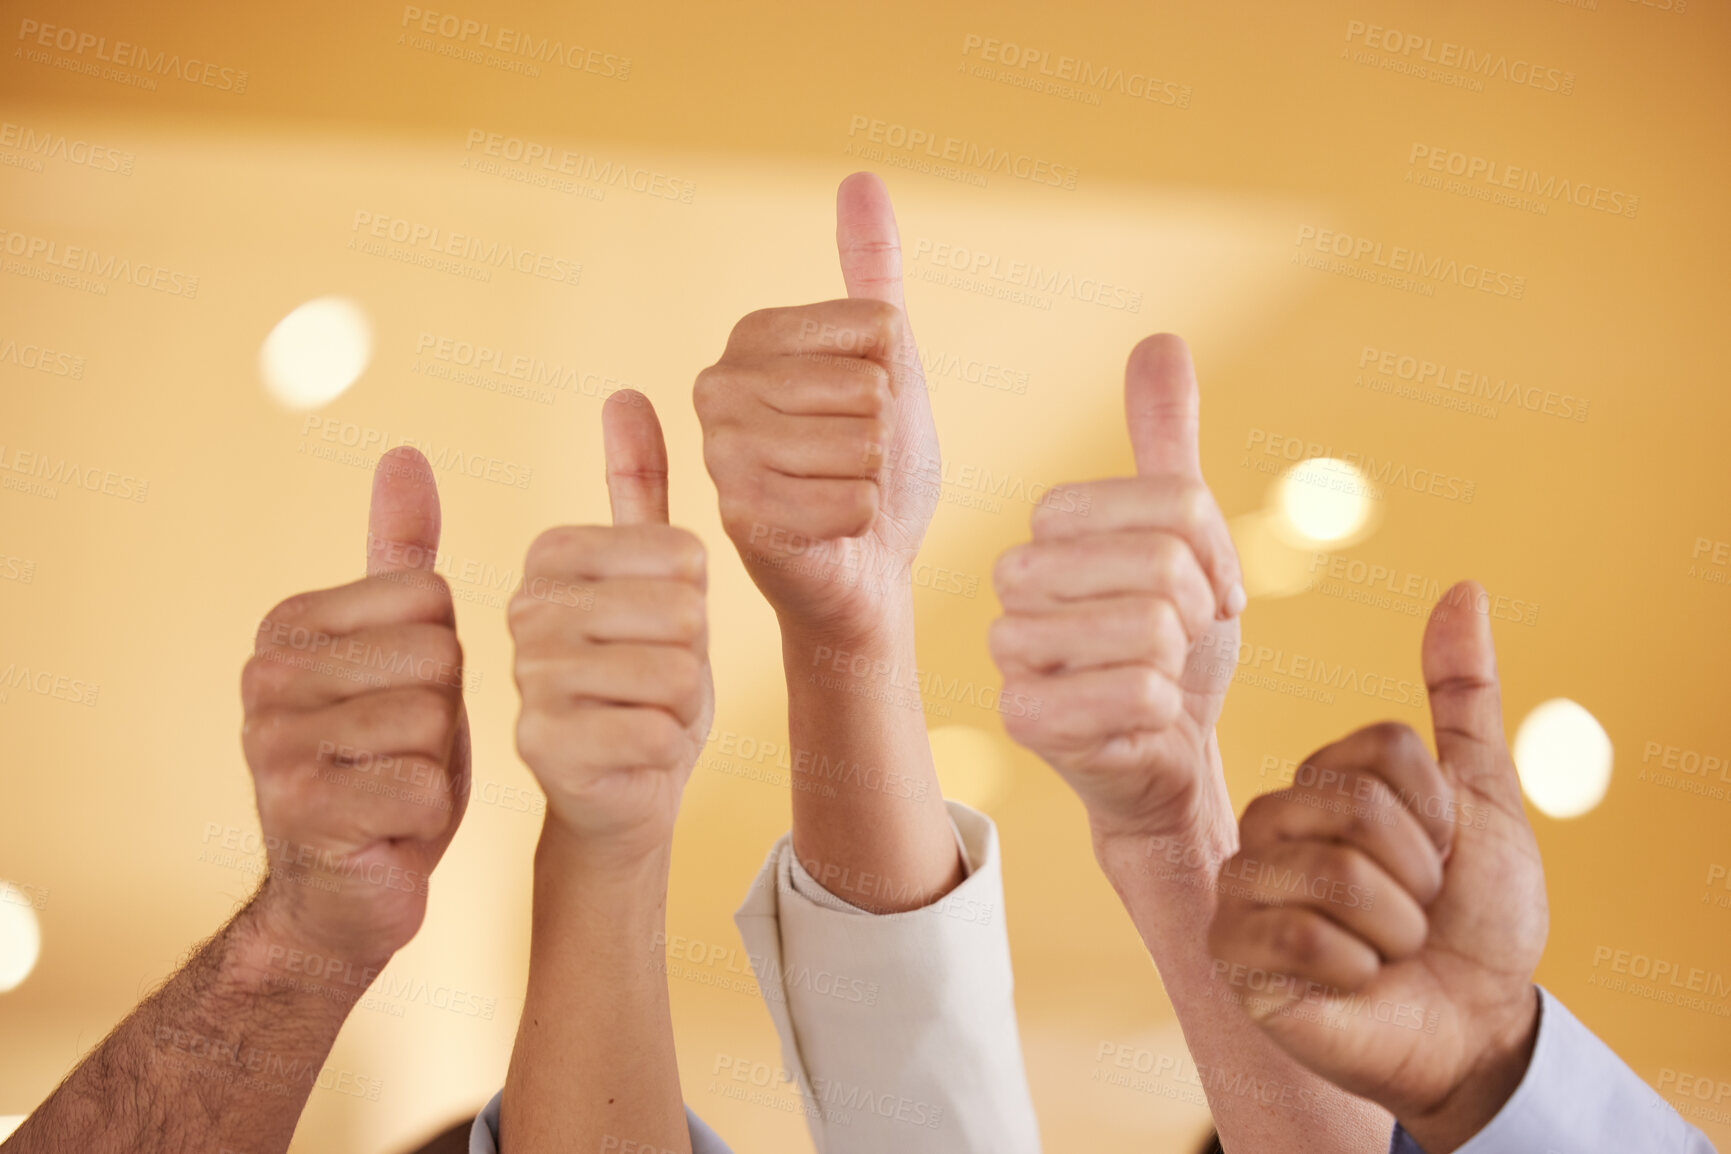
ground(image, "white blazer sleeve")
xmin=1387 ymin=987 xmax=1717 ymax=1153
xmin=732 ymin=800 xmax=1042 ymax=1154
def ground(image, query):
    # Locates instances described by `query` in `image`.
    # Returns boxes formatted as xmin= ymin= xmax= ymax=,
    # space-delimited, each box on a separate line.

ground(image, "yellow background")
xmin=2 ymin=0 xmax=1728 ymax=1149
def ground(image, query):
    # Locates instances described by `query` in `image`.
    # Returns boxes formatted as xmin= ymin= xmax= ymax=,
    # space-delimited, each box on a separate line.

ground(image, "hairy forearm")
xmin=501 ymin=821 xmax=689 ymax=1154
xmin=780 ymin=591 xmax=964 ymax=913
xmin=3 ymin=897 xmax=365 ymax=1154
xmin=1093 ymin=750 xmax=1393 ymax=1154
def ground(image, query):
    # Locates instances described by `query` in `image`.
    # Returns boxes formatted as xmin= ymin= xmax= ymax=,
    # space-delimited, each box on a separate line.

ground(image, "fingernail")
xmin=1224 ymin=584 xmax=1248 ymax=618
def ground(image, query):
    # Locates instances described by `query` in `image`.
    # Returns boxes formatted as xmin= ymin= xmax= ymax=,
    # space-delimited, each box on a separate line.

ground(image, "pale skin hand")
xmin=695 ymin=172 xmax=960 ymax=913
xmin=1209 ymin=583 xmax=1548 ymax=1154
xmin=989 ymin=338 xmax=1396 ymax=1152
xmin=501 ymin=392 xmax=710 ymax=1154
xmin=3 ymin=448 xmax=471 ymax=1154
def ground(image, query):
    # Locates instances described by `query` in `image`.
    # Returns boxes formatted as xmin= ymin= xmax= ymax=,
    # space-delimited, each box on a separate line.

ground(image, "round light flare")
xmin=0 ymin=882 xmax=42 ymax=993
xmin=928 ymin=725 xmax=1012 ymax=813
xmin=1512 ymin=699 xmax=1613 ymax=820
xmin=1275 ymin=457 xmax=1373 ymax=545
xmin=259 ymin=296 xmax=373 ymax=410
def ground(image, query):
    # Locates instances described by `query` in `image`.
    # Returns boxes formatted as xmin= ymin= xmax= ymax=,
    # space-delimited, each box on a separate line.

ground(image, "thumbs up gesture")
xmin=241 ymin=447 xmax=471 ymax=968
xmin=508 ymin=392 xmax=713 ymax=861
xmin=1207 ymin=584 xmax=1549 ymax=1152
xmin=989 ymin=335 xmax=1246 ymax=845
xmin=694 ymin=172 xmax=938 ymax=638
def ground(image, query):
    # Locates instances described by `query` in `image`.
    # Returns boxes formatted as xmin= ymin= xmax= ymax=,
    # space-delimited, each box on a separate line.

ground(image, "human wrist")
xmin=237 ymin=885 xmax=398 ymax=986
xmin=1088 ymin=742 xmax=1238 ymax=893
xmin=219 ymin=896 xmax=389 ymax=1016
xmin=1398 ymin=986 xmax=1539 ymax=1153
xmin=777 ymin=582 xmax=915 ymax=659
xmin=534 ymin=816 xmax=673 ymax=900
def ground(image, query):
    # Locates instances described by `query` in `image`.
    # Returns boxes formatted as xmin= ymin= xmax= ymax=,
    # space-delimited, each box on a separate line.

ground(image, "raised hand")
xmin=501 ymin=391 xmax=706 ymax=1154
xmin=694 ymin=171 xmax=938 ymax=640
xmin=1208 ymin=583 xmax=1548 ymax=1153
xmin=242 ymin=446 xmax=471 ymax=966
xmin=509 ymin=390 xmax=713 ymax=862
xmin=989 ymin=334 xmax=1246 ymax=845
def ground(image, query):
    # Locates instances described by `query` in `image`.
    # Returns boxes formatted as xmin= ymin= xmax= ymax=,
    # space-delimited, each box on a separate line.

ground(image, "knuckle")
xmin=1177 ymin=482 xmax=1214 ymax=529
xmin=667 ymin=585 xmax=707 ymax=641
xmin=1138 ymin=598 xmax=1179 ymax=647
xmin=985 ymin=617 xmax=1020 ymax=666
xmin=1270 ymin=912 xmax=1325 ymax=966
xmin=856 ymin=364 xmax=893 ymax=411
xmin=264 ymin=591 xmax=316 ymax=625
xmin=841 ymin=482 xmax=879 ymax=534
xmin=524 ymin=525 xmax=578 ymax=578
xmin=638 ymin=712 xmax=686 ymax=767
xmin=1367 ymin=720 xmax=1424 ymax=759
xmin=1240 ymin=792 xmax=1282 ymax=842
xmin=246 ymin=708 xmax=298 ymax=768
xmin=664 ymin=648 xmax=705 ymax=703
xmin=402 ymin=686 xmax=459 ymax=752
xmin=730 ymin=307 xmax=778 ymax=347
xmin=240 ymin=655 xmax=288 ymax=712
xmin=991 ymin=546 xmax=1030 ymax=595
xmin=661 ymin=526 xmax=707 ymax=579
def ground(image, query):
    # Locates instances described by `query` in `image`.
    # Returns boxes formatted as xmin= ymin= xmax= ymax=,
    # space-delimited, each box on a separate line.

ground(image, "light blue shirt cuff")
xmin=1388 ymin=987 xmax=1717 ymax=1153
xmin=469 ymin=1090 xmax=734 ymax=1154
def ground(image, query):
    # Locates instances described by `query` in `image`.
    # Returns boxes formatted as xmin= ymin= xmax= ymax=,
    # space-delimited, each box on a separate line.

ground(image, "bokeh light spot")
xmin=1513 ymin=698 xmax=1613 ymax=820
xmin=259 ymin=296 xmax=373 ymax=410
xmin=0 ymin=882 xmax=42 ymax=994
xmin=1276 ymin=457 xmax=1374 ymax=544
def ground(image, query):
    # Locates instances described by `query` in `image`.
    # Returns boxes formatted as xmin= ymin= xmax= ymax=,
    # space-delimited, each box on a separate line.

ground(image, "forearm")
xmin=1094 ymin=750 xmax=1393 ymax=1154
xmin=501 ymin=821 xmax=689 ymax=1154
xmin=4 ymin=898 xmax=363 ymax=1154
xmin=780 ymin=590 xmax=964 ymax=913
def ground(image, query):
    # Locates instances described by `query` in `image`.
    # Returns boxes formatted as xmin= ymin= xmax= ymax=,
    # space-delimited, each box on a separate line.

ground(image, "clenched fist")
xmin=509 ymin=392 xmax=713 ymax=861
xmin=241 ymin=446 xmax=471 ymax=967
xmin=1208 ymin=584 xmax=1548 ymax=1153
xmin=989 ymin=335 xmax=1246 ymax=845
xmin=694 ymin=171 xmax=937 ymax=640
